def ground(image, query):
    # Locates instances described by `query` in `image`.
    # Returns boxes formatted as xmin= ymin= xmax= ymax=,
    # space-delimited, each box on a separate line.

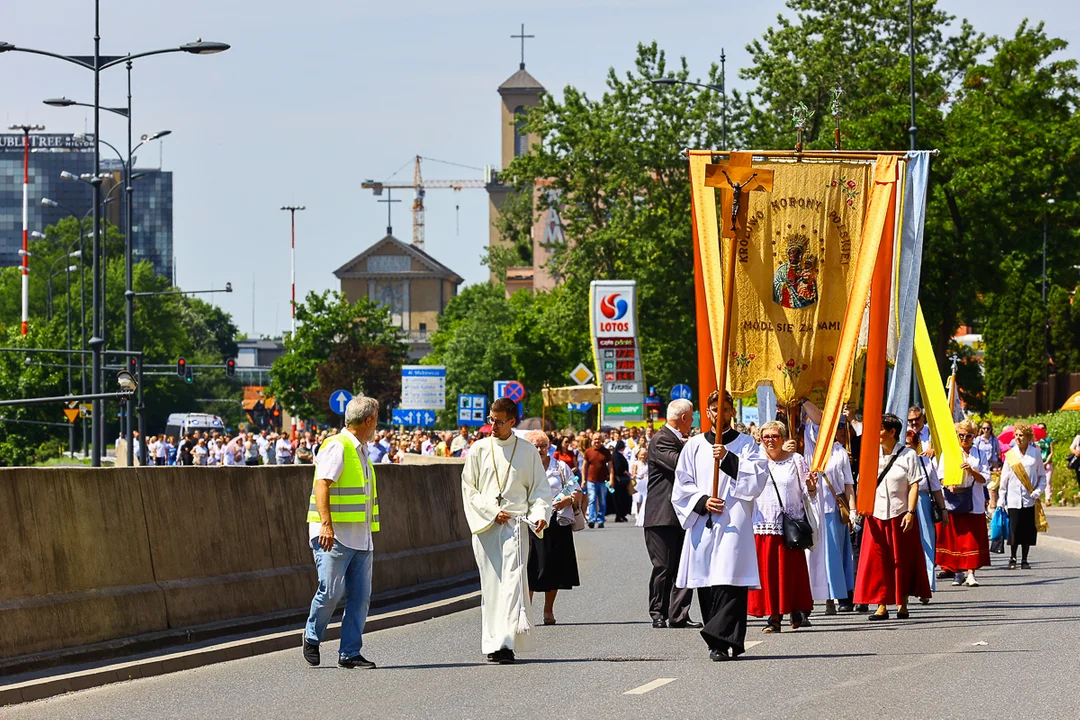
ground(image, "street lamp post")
xmin=650 ymin=73 xmax=727 ymax=149
xmin=2 ymin=16 xmax=230 ymax=465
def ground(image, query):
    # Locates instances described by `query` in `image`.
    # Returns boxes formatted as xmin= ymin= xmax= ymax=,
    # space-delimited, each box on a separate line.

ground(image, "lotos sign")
xmin=590 ymin=280 xmax=645 ymax=427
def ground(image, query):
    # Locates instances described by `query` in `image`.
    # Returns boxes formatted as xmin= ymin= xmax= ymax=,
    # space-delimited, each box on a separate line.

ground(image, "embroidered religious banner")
xmin=726 ymin=161 xmax=871 ymax=403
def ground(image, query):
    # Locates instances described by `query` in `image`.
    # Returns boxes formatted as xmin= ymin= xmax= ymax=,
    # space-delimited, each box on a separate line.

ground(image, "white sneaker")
xmin=951 ymin=577 xmax=962 ymax=586
xmin=964 ymin=574 xmax=979 ymax=587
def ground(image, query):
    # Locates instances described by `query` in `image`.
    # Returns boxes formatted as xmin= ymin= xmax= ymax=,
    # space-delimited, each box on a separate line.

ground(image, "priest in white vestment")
xmin=462 ymin=398 xmax=550 ymax=664
xmin=672 ymin=391 xmax=769 ymax=661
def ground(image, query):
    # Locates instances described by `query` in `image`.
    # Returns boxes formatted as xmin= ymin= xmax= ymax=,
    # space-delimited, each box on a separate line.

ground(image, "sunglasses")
xmin=957 ymin=433 xmax=972 ymax=439
xmin=761 ymin=435 xmax=782 ymax=441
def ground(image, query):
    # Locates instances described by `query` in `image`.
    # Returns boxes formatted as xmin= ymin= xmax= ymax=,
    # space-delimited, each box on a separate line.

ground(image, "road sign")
xmin=79 ymin=403 xmax=91 ymax=418
xmin=501 ymin=381 xmax=525 ymax=402
xmin=568 ymin=402 xmax=593 ymax=412
xmin=671 ymin=383 xmax=693 ymax=401
xmin=569 ymin=363 xmax=594 ymax=385
xmin=329 ymin=389 xmax=353 ymax=416
xmin=392 ymin=408 xmax=436 ymax=427
xmin=62 ymin=401 xmax=79 ymax=424
xmin=457 ymin=394 xmax=487 ymax=427
xmin=402 ymin=366 xmax=447 ymax=411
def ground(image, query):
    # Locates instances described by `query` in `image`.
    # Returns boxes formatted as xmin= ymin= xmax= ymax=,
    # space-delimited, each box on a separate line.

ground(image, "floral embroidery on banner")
xmin=828 ymin=176 xmax=860 ymax=207
xmin=732 ymin=351 xmax=755 ymax=370
xmin=777 ymin=359 xmax=808 ymax=383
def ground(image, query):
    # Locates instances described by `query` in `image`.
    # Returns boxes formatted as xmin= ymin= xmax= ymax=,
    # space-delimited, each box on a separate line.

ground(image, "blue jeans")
xmin=304 ymin=538 xmax=373 ymax=659
xmin=586 ymin=480 xmax=607 ymax=525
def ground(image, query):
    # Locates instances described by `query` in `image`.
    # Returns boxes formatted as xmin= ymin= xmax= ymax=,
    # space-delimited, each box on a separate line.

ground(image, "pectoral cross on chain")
xmin=704 ymin=152 xmax=775 ymax=239
xmin=496 ymin=493 xmax=505 ymax=505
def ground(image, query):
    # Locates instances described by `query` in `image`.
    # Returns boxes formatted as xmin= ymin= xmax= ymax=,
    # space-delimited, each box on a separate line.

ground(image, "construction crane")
xmin=362 ymin=155 xmax=494 ymax=251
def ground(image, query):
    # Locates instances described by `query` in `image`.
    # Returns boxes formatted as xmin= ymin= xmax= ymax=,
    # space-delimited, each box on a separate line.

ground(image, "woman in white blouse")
xmin=935 ymin=420 xmax=990 ymax=586
xmin=747 ymin=421 xmax=817 ymax=633
xmin=854 ymin=414 xmax=932 ymax=621
xmin=524 ymin=431 xmax=582 ymax=625
xmin=997 ymin=422 xmax=1046 ymax=570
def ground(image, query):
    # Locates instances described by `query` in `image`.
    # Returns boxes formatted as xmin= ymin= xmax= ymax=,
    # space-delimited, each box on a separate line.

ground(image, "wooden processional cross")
xmin=702 ymin=152 xmax=774 ymax=500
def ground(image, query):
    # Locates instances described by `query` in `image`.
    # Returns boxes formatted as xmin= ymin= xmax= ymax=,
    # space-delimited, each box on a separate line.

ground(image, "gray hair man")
xmin=642 ymin=397 xmax=702 ymax=629
xmin=303 ymin=394 xmax=381 ymax=669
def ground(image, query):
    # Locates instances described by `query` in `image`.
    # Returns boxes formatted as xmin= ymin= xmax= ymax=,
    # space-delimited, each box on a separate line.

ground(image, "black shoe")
xmin=652 ymin=619 xmax=667 ymax=629
xmin=837 ymin=604 xmax=854 ymax=613
xmin=1007 ymin=559 xmax=1017 ymax=569
xmin=867 ymin=610 xmax=890 ymax=621
xmin=486 ymin=651 xmax=500 ymax=663
xmin=303 ymin=640 xmax=320 ymax=666
xmin=670 ymin=620 xmax=704 ymax=629
xmin=338 ymin=654 xmax=376 ymax=669
xmin=896 ymin=610 xmax=910 ymax=620
xmin=937 ymin=569 xmax=953 ymax=579
xmin=498 ymin=648 xmax=516 ymax=665
xmin=854 ymin=604 xmax=869 ymax=612
xmin=709 ymin=648 xmax=730 ymax=662
xmin=1021 ymin=562 xmax=1032 ymax=570
xmin=598 ymin=523 xmax=605 ymax=528
xmin=587 ymin=522 xmax=594 ymax=528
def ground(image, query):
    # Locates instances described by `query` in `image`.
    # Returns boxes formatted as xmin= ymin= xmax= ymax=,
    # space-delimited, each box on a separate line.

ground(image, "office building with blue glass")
xmin=0 ymin=133 xmax=173 ymax=280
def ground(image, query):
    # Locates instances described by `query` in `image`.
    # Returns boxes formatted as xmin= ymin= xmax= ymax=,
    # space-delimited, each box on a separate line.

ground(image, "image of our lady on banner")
xmin=726 ymin=161 xmax=872 ymax=404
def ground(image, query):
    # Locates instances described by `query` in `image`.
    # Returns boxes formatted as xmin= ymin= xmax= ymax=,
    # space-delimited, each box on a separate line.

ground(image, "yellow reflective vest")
xmin=306 ymin=432 xmax=380 ymax=531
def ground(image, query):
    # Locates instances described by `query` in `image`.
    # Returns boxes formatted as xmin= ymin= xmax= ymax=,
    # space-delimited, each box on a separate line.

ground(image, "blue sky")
xmin=3 ymin=0 xmax=1077 ymax=338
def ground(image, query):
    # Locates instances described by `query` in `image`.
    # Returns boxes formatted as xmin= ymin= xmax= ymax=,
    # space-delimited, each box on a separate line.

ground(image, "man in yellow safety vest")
xmin=303 ymin=394 xmax=381 ymax=669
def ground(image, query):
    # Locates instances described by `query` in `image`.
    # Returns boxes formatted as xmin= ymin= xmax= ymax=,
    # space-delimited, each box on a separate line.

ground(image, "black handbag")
xmin=769 ymin=470 xmax=814 ymax=550
xmin=943 ymin=487 xmax=973 ymax=514
xmin=915 ymin=456 xmax=944 ymax=523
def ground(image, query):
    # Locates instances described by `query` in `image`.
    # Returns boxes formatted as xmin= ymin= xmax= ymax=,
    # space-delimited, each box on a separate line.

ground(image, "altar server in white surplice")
xmin=672 ymin=391 xmax=769 ymax=661
xmin=462 ymin=398 xmax=551 ymax=665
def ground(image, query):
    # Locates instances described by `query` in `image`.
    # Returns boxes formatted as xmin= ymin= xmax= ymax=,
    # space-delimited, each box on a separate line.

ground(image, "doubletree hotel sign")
xmin=590 ymin=280 xmax=646 ymax=427
xmin=0 ymin=133 xmax=95 ymax=151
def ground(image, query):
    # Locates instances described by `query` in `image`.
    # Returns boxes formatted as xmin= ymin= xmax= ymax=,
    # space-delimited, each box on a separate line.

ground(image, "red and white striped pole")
xmin=11 ymin=124 xmax=45 ymax=335
xmin=280 ymin=205 xmax=305 ymax=441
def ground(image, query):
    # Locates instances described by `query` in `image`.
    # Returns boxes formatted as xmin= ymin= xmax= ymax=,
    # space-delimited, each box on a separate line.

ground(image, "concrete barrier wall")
xmin=0 ymin=461 xmax=471 ymax=661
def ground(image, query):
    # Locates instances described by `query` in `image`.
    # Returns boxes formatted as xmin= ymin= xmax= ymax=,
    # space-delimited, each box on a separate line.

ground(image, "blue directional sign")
xmin=670 ymin=384 xmax=693 ymax=401
xmin=329 ymin=389 xmax=353 ymax=415
xmin=392 ymin=408 xmax=436 ymax=427
xmin=568 ymin=402 xmax=593 ymax=412
xmin=458 ymin=394 xmax=488 ymax=427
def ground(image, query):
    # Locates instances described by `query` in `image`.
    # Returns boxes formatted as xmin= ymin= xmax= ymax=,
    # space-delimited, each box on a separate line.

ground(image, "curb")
xmin=1040 ymin=534 xmax=1080 ymax=554
xmin=0 ymin=590 xmax=480 ymax=707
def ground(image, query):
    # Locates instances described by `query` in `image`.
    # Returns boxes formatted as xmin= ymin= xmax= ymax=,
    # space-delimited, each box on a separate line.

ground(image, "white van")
xmin=164 ymin=413 xmax=226 ymax=440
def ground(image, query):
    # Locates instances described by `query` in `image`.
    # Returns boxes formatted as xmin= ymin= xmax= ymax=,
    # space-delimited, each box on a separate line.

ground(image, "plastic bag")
xmin=989 ymin=506 xmax=1009 ymax=554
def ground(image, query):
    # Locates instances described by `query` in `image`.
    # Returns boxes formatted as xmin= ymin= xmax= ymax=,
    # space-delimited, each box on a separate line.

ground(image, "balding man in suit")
xmin=643 ymin=399 xmax=702 ymax=629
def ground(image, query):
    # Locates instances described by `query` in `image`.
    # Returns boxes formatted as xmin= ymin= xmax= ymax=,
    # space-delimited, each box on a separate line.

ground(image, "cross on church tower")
xmin=511 ymin=23 xmax=534 ymax=70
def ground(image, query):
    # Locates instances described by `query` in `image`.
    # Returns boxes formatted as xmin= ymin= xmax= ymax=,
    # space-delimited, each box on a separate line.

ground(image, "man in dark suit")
xmin=643 ymin=398 xmax=702 ymax=629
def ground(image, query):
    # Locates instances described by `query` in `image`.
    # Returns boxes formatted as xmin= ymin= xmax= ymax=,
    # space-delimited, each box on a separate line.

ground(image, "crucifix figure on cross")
xmin=705 ymin=152 xmax=774 ymax=239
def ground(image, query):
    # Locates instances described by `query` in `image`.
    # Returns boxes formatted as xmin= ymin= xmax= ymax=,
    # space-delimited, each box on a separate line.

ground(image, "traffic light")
xmin=185 ymin=366 xmax=194 ymax=384
xmin=176 ymin=357 xmax=187 ymax=377
xmin=225 ymin=357 xmax=236 ymax=377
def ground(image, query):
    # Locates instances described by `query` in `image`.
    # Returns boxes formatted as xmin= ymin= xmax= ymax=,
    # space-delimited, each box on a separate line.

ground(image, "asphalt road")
xmin=7 ymin=522 xmax=1080 ymax=720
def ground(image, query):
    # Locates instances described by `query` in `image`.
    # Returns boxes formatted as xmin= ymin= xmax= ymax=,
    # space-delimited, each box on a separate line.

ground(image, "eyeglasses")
xmin=957 ymin=433 xmax=972 ymax=439
xmin=980 ymin=427 xmax=991 ymax=431
xmin=761 ymin=434 xmax=782 ymax=441
xmin=487 ymin=416 xmax=512 ymax=427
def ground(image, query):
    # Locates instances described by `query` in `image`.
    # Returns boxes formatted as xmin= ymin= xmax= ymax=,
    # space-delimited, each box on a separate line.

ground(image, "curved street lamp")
xmin=651 ymin=76 xmax=728 ymax=150
xmin=3 ymin=7 xmax=230 ymax=465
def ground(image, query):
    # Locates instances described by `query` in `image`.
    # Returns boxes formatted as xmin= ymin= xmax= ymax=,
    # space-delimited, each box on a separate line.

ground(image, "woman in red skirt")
xmin=748 ymin=421 xmax=817 ymax=632
xmin=855 ymin=413 xmax=932 ymax=620
xmin=936 ymin=420 xmax=991 ymax=586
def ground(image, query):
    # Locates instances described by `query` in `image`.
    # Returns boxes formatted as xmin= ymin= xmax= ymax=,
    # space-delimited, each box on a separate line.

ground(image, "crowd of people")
xmin=297 ymin=390 xmax=1077 ymax=669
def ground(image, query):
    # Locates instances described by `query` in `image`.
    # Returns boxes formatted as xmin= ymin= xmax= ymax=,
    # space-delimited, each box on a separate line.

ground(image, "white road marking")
xmin=625 ymin=678 xmax=676 ymax=695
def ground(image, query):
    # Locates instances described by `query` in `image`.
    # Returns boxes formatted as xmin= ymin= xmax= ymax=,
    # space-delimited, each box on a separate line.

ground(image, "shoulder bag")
xmin=770 ymin=469 xmax=814 ymax=550
xmin=822 ymin=473 xmax=851 ymax=525
xmin=914 ymin=455 xmax=945 ymax=522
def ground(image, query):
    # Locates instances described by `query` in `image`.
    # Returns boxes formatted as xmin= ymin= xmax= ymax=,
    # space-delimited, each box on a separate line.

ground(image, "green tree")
xmin=483 ymin=184 xmax=535 ymax=281
xmin=268 ymin=290 xmax=408 ymax=426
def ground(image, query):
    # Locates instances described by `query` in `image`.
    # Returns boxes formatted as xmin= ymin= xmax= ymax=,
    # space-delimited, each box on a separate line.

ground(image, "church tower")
xmin=487 ymin=28 xmax=545 ymax=286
